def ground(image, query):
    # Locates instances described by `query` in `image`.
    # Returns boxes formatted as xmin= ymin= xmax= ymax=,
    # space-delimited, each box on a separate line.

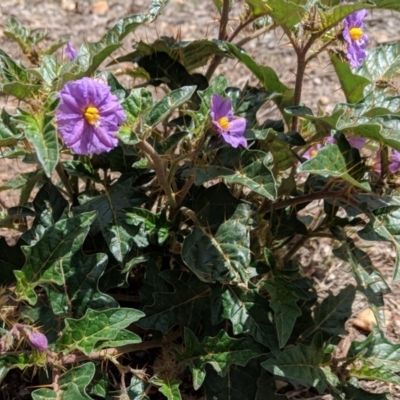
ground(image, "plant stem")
xmin=137 ymin=140 xmax=178 ymax=211
xmin=55 ymin=162 xmax=74 ymax=202
xmin=291 ymin=51 xmax=307 ymax=132
xmin=259 ymin=189 xmax=356 ymax=215
xmin=205 ymin=0 xmax=230 ymax=80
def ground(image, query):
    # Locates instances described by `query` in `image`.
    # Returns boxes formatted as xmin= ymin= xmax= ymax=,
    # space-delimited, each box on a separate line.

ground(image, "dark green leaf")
xmin=73 ymin=176 xmax=148 ymax=262
xmin=56 ymin=308 xmax=143 ymax=355
xmin=262 ymin=333 xmax=328 ymax=394
xmin=330 ymin=52 xmax=370 ymax=104
xmin=144 ymin=86 xmax=196 ymax=127
xmin=182 ymin=204 xmax=252 ymax=284
xmin=263 ymin=277 xmax=302 ymax=348
xmin=15 ymin=212 xmax=97 ymax=305
xmin=333 ymin=239 xmax=390 ymax=329
xmin=301 ymin=286 xmax=355 ymax=341
xmin=13 ymin=109 xmax=59 ymax=177
xmin=221 ymin=285 xmax=279 ymax=352
xmin=137 ymin=271 xmax=210 ymax=334
xmin=172 ymin=328 xmax=264 ymax=390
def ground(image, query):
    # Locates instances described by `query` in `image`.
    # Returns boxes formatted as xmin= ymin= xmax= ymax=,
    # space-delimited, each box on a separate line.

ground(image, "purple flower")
xmin=372 ymin=148 xmax=400 ymax=174
xmin=389 ymin=149 xmax=400 ymax=173
xmin=27 ymin=331 xmax=48 ymax=351
xmin=65 ymin=42 xmax=78 ymax=61
xmin=210 ymin=94 xmax=247 ymax=148
xmin=343 ymin=8 xmax=369 ymax=69
xmin=56 ymin=77 xmax=126 ymax=155
xmin=347 ymin=136 xmax=366 ymax=150
xmin=302 ymin=135 xmax=365 ymax=160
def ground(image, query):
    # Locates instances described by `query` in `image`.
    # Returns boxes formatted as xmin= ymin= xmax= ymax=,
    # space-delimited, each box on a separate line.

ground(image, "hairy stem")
xmin=137 ymin=140 xmax=177 ymax=211
xmin=259 ymin=189 xmax=357 ymax=215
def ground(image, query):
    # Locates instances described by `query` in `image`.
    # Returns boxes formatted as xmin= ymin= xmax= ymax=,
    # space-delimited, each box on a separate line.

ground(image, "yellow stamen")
xmin=217 ymin=116 xmax=229 ymax=130
xmin=310 ymin=149 xmax=318 ymax=158
xmin=84 ymin=106 xmax=100 ymax=126
xmin=349 ymin=27 xmax=363 ymax=41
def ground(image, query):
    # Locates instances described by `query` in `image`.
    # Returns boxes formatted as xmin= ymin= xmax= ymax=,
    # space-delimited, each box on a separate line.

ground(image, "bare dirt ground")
xmin=1 ymin=1 xmax=400 ymax=399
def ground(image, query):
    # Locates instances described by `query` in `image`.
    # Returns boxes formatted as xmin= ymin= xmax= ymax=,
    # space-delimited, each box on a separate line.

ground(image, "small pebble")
xmin=319 ymin=96 xmax=330 ymax=105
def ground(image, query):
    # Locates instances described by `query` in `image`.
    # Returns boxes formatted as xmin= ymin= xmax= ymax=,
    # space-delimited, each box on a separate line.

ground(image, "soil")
xmin=0 ymin=1 xmax=400 ymax=399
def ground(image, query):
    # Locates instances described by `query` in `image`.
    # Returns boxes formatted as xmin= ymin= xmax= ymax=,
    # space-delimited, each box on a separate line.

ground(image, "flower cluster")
xmin=210 ymin=94 xmax=247 ymax=148
xmin=56 ymin=77 xmax=126 ymax=155
xmin=343 ymin=8 xmax=369 ymax=69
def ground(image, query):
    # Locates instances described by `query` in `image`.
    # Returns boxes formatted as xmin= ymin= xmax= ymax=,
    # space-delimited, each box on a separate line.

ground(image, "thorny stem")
xmin=226 ymin=16 xmax=256 ymax=42
xmin=205 ymin=0 xmax=230 ymax=81
xmin=52 ymin=366 xmax=61 ymax=399
xmin=44 ymin=331 xmax=182 ymax=366
xmin=137 ymin=140 xmax=178 ymax=211
xmin=283 ymin=231 xmax=334 ymax=261
xmin=218 ymin=0 xmax=230 ymax=41
xmin=259 ymin=189 xmax=358 ymax=215
xmin=235 ymin=23 xmax=276 ymax=47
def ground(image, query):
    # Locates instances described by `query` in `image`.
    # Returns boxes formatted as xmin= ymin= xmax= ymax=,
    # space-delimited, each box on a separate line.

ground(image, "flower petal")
xmin=211 ymin=94 xmax=233 ymax=121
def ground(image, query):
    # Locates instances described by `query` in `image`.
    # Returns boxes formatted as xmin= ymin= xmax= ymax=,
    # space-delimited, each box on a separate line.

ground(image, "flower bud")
xmin=27 ymin=331 xmax=48 ymax=351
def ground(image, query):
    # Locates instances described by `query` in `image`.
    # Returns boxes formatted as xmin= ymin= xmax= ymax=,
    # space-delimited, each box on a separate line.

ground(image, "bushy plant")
xmin=1 ymin=0 xmax=400 ymax=398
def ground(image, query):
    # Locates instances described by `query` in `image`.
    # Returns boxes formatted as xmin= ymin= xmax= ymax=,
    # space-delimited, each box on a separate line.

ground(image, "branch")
xmin=260 ymin=189 xmax=357 ymax=215
xmin=136 ymin=140 xmax=178 ymax=211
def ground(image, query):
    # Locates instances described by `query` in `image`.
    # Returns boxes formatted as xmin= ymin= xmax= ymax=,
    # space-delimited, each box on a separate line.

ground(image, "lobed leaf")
xmin=172 ymin=328 xmax=264 ymax=390
xmin=56 ymin=308 xmax=143 ymax=355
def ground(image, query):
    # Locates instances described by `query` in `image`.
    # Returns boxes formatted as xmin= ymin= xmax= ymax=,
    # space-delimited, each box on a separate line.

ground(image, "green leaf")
xmin=60 ymin=363 xmax=95 ymax=393
xmin=349 ymin=330 xmax=400 ymax=373
xmin=245 ymin=0 xmax=305 ymax=30
xmin=301 ymin=285 xmax=355 ymax=341
xmin=298 ymin=143 xmax=369 ymax=190
xmin=14 ymin=211 xmax=97 ymax=305
xmin=333 ymin=238 xmax=390 ymax=329
xmin=13 ymin=109 xmax=59 ymax=177
xmin=152 ymin=377 xmax=182 ymax=400
xmin=349 ymin=362 xmax=400 ymax=385
xmin=122 ymin=87 xmax=153 ymax=120
xmin=32 ymin=383 xmax=92 ymax=400
xmin=124 ymin=376 xmax=149 ymax=400
xmin=318 ymin=3 xmax=373 ymax=31
xmin=262 ymin=333 xmax=328 ymax=394
xmin=330 ymin=52 xmax=370 ymax=104
xmin=225 ymin=43 xmax=293 ymax=122
xmin=182 ymin=204 xmax=252 ymax=284
xmin=46 ymin=251 xmax=117 ymax=318
xmin=56 ymin=308 xmax=143 ymax=355
xmin=116 ymin=37 xmax=230 ymax=72
xmin=221 ymin=285 xmax=279 ymax=352
xmin=0 ymin=237 xmax=25 ymax=285
xmin=204 ymin=358 xmax=284 ymax=400
xmin=144 ymin=86 xmax=196 ymax=127
xmin=263 ymin=277 xmax=302 ymax=348
xmin=342 ymin=384 xmax=390 ymax=400
xmin=73 ymin=176 xmax=148 ymax=262
xmin=372 ymin=0 xmax=400 ymax=11
xmin=101 ymin=0 xmax=169 ymax=43
xmin=358 ymin=211 xmax=400 ymax=281
xmin=189 ymin=182 xmax=241 ymax=231
xmin=137 ymin=271 xmax=210 ymax=334
xmin=172 ymin=329 xmax=264 ymax=390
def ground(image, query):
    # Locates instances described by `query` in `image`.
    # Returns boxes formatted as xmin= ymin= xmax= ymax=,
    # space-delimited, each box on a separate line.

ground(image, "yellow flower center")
xmin=217 ymin=116 xmax=229 ymax=130
xmin=84 ymin=106 xmax=100 ymax=126
xmin=310 ymin=149 xmax=318 ymax=158
xmin=349 ymin=27 xmax=363 ymax=41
